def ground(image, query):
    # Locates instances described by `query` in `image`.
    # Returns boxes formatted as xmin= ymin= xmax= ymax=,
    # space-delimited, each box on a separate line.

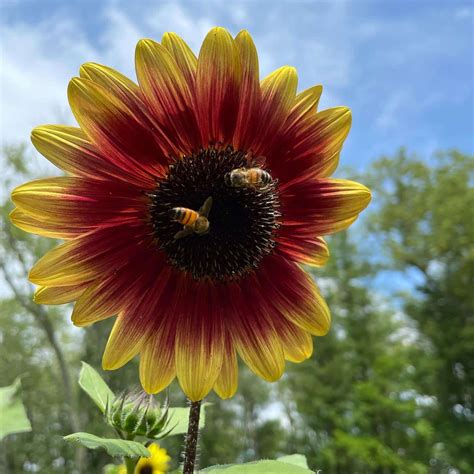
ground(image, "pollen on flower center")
xmin=149 ymin=146 xmax=281 ymax=282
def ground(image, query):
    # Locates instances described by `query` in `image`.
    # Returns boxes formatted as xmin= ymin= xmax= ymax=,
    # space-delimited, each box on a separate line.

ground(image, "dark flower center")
xmin=149 ymin=146 xmax=280 ymax=282
xmin=138 ymin=465 xmax=153 ymax=474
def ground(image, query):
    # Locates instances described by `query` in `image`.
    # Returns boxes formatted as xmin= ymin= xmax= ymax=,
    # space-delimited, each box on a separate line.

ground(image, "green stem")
xmin=124 ymin=433 xmax=137 ymax=473
xmin=183 ymin=399 xmax=202 ymax=474
xmin=125 ymin=456 xmax=137 ymax=474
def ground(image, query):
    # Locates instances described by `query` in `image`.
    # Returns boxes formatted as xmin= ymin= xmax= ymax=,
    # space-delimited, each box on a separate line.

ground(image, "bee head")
xmin=195 ymin=216 xmax=210 ymax=234
xmin=224 ymin=172 xmax=233 ymax=187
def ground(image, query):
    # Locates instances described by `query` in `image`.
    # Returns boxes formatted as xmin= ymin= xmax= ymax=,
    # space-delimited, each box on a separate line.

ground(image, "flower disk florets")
xmin=149 ymin=146 xmax=281 ymax=282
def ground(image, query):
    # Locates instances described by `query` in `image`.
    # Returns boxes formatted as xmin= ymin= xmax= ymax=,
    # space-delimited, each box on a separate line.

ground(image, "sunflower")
xmin=11 ymin=27 xmax=371 ymax=402
xmin=118 ymin=443 xmax=171 ymax=474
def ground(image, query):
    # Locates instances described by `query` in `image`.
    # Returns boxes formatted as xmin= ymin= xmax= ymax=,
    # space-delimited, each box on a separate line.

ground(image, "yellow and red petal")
xmin=29 ymin=224 xmax=149 ymax=287
xmin=259 ymin=255 xmax=331 ymax=336
xmin=273 ymin=315 xmax=313 ymax=363
xmin=11 ymin=177 xmax=148 ymax=233
xmin=140 ymin=316 xmax=177 ymax=394
xmin=102 ymin=313 xmax=147 ymax=370
xmin=176 ymin=282 xmax=225 ymax=401
xmin=251 ymin=66 xmax=297 ymax=155
xmin=33 ymin=283 xmax=89 ymax=305
xmin=102 ymin=265 xmax=175 ymax=370
xmin=232 ymin=30 xmax=261 ymax=151
xmin=79 ymin=63 xmax=143 ymax=113
xmin=285 ymin=85 xmax=323 ymax=132
xmin=9 ymin=208 xmax=81 ymax=240
xmin=276 ymin=234 xmax=329 ymax=267
xmin=280 ymin=178 xmax=371 ymax=234
xmin=31 ymin=125 xmax=148 ymax=187
xmin=135 ymin=39 xmax=200 ymax=155
xmin=71 ymin=251 xmax=165 ymax=327
xmin=195 ymin=27 xmax=242 ymax=145
xmin=269 ymin=107 xmax=351 ymax=186
xmin=213 ymin=334 xmax=238 ymax=399
xmin=68 ymin=77 xmax=166 ymax=184
xmin=227 ymin=276 xmax=285 ymax=382
xmin=161 ymin=32 xmax=197 ymax=94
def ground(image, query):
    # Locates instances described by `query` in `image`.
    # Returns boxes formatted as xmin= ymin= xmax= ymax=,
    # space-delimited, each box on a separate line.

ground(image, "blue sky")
xmin=1 ymin=0 xmax=472 ymax=170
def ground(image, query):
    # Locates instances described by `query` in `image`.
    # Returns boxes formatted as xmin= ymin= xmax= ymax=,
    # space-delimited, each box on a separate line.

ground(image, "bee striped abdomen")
xmin=250 ymin=168 xmax=272 ymax=185
xmin=171 ymin=208 xmax=198 ymax=226
xmin=260 ymin=170 xmax=272 ymax=184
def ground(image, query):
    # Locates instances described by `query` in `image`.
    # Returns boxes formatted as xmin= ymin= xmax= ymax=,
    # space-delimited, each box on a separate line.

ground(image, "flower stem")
xmin=183 ymin=399 xmax=202 ymax=474
xmin=125 ymin=456 xmax=137 ymax=474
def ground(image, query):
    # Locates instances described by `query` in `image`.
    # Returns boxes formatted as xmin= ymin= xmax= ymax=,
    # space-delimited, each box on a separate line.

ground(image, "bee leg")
xmin=174 ymin=226 xmax=194 ymax=240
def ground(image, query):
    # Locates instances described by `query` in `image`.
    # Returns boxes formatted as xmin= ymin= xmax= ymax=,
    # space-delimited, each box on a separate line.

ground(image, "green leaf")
xmin=64 ymin=432 xmax=150 ymax=458
xmin=200 ymin=460 xmax=312 ymax=473
xmin=277 ymin=454 xmax=309 ymax=469
xmin=165 ymin=404 xmax=207 ymax=437
xmin=78 ymin=361 xmax=114 ymax=413
xmin=0 ymin=378 xmax=32 ymax=440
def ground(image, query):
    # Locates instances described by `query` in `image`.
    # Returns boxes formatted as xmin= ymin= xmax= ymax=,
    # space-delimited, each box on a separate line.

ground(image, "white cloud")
xmin=0 ymin=3 xmax=217 ymax=147
xmin=144 ymin=3 xmax=214 ymax=53
xmin=0 ymin=0 xmax=354 ymax=150
xmin=375 ymin=90 xmax=409 ymax=131
xmin=454 ymin=6 xmax=472 ymax=20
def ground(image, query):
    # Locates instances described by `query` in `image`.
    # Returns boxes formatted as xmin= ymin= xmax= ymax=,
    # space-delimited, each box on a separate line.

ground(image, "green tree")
xmin=368 ymin=149 xmax=474 ymax=472
xmin=284 ymin=231 xmax=432 ymax=473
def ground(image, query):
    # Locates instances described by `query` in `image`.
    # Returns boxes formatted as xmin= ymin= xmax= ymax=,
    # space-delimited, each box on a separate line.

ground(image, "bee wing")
xmin=199 ymin=196 xmax=213 ymax=217
xmin=251 ymin=155 xmax=266 ymax=167
xmin=174 ymin=226 xmax=194 ymax=240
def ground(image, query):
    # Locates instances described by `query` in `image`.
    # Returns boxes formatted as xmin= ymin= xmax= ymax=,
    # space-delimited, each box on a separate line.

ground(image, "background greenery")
xmin=0 ymin=146 xmax=472 ymax=473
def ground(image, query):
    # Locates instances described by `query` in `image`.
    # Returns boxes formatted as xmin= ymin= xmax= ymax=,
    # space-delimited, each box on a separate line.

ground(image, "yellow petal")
xmin=33 ymin=284 xmax=88 ymax=305
xmin=213 ymin=336 xmax=238 ymax=400
xmin=260 ymin=66 xmax=298 ymax=120
xmin=286 ymin=85 xmax=323 ymax=131
xmin=175 ymin=285 xmax=225 ymax=402
xmin=102 ymin=314 xmax=146 ymax=370
xmin=283 ymin=274 xmax=331 ymax=336
xmin=31 ymin=125 xmax=96 ymax=177
xmin=29 ymin=240 xmax=94 ymax=287
xmin=161 ymin=32 xmax=197 ymax=85
xmin=9 ymin=208 xmax=79 ymax=239
xmin=140 ymin=320 xmax=177 ymax=394
xmin=11 ymin=177 xmax=87 ymax=223
xmin=234 ymin=328 xmax=285 ymax=382
xmin=79 ymin=62 xmax=141 ymax=102
xmin=71 ymin=278 xmax=123 ymax=327
xmin=277 ymin=318 xmax=314 ymax=363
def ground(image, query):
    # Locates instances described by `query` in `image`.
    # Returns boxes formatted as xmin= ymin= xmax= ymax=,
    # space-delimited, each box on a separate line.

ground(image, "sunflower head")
xmin=11 ymin=27 xmax=371 ymax=402
xmin=117 ymin=443 xmax=171 ymax=474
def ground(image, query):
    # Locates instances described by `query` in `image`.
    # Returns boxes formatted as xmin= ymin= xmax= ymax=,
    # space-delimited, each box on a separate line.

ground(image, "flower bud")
xmin=106 ymin=389 xmax=172 ymax=439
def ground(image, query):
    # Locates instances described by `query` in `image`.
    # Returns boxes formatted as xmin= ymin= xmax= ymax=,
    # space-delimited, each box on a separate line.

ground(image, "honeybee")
xmin=170 ymin=196 xmax=213 ymax=240
xmin=225 ymin=167 xmax=273 ymax=189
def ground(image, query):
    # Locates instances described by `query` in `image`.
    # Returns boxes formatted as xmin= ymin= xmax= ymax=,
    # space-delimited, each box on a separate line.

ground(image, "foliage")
xmin=367 ymin=149 xmax=474 ymax=472
xmin=1 ymin=145 xmax=472 ymax=473
xmin=64 ymin=433 xmax=150 ymax=459
xmin=0 ymin=378 xmax=32 ymax=439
